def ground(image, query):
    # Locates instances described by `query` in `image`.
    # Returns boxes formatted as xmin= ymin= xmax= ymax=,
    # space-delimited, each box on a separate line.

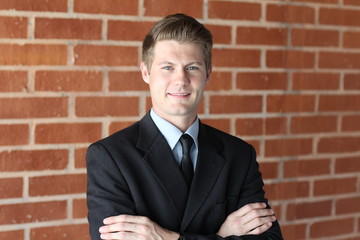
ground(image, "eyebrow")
xmin=157 ymin=61 xmax=204 ymax=66
xmin=186 ymin=62 xmax=204 ymax=66
xmin=158 ymin=61 xmax=174 ymax=66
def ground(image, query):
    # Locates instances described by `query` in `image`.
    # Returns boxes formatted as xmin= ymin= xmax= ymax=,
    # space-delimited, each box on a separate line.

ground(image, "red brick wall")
xmin=1 ymin=0 xmax=359 ymax=239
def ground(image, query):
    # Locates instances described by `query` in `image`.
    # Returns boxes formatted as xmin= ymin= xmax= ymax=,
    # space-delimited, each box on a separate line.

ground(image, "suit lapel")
xmin=137 ymin=114 xmax=226 ymax=229
xmin=181 ymin=123 xmax=226 ymax=230
xmin=137 ymin=113 xmax=189 ymax=221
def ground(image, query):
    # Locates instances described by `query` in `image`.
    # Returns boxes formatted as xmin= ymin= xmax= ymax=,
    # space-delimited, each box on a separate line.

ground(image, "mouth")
xmin=168 ymin=93 xmax=191 ymax=97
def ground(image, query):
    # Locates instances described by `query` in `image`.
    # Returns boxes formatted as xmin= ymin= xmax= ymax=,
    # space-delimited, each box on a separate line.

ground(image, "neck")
xmin=170 ymin=116 xmax=197 ymax=133
xmin=152 ymin=110 xmax=197 ymax=132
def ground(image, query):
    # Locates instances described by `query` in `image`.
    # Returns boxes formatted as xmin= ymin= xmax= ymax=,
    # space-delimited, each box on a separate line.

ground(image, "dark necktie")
xmin=179 ymin=134 xmax=194 ymax=187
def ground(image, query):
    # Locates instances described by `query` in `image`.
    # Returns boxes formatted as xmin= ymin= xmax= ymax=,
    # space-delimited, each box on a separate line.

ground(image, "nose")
xmin=174 ymin=68 xmax=190 ymax=86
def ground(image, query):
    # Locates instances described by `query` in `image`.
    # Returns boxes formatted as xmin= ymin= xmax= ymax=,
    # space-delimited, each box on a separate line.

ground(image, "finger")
xmin=104 ymin=214 xmax=150 ymax=225
xmin=247 ymin=221 xmax=273 ymax=235
xmin=244 ymin=215 xmax=276 ymax=233
xmin=100 ymin=232 xmax=122 ymax=240
xmin=240 ymin=208 xmax=275 ymax=225
xmin=100 ymin=231 xmax=137 ymax=240
xmin=103 ymin=215 xmax=125 ymax=225
xmin=99 ymin=222 xmax=138 ymax=234
xmin=231 ymin=202 xmax=267 ymax=217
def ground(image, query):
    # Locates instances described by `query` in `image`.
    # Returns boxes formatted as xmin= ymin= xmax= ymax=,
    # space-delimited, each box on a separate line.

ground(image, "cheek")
xmin=149 ymin=81 xmax=167 ymax=97
xmin=151 ymin=77 xmax=171 ymax=90
xmin=193 ymin=79 xmax=207 ymax=90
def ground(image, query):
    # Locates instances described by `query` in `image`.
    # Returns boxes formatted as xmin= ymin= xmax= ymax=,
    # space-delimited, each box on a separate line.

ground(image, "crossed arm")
xmin=98 ymin=202 xmax=276 ymax=240
xmin=87 ymin=140 xmax=282 ymax=240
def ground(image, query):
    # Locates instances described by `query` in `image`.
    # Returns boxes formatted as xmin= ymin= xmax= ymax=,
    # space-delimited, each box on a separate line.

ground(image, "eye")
xmin=162 ymin=66 xmax=173 ymax=70
xmin=187 ymin=66 xmax=199 ymax=71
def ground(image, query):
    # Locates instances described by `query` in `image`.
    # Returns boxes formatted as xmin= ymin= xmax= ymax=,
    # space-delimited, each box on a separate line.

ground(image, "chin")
xmin=173 ymin=109 xmax=197 ymax=118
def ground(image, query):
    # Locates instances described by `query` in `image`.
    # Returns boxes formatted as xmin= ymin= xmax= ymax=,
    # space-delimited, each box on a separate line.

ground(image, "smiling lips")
xmin=168 ymin=92 xmax=191 ymax=97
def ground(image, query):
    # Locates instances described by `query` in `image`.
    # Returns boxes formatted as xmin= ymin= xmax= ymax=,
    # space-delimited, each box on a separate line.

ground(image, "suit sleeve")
xmin=183 ymin=145 xmax=283 ymax=240
xmin=86 ymin=139 xmax=283 ymax=240
xmin=86 ymin=142 xmax=136 ymax=240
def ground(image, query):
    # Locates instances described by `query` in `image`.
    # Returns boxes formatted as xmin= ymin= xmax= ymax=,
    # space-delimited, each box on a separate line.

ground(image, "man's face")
xmin=141 ymin=40 xmax=211 ymax=123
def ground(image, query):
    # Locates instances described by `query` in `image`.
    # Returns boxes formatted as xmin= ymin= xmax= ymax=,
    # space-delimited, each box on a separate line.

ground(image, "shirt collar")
xmin=150 ymin=109 xmax=199 ymax=150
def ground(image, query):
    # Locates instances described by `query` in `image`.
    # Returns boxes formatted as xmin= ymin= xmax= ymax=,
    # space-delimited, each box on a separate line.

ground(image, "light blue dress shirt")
xmin=150 ymin=109 xmax=199 ymax=171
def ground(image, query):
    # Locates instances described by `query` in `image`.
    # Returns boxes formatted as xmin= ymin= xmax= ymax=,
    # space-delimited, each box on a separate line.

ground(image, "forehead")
xmin=152 ymin=40 xmax=204 ymax=62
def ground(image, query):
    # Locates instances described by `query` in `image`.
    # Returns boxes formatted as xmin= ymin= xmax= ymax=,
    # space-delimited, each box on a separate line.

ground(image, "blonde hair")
xmin=142 ymin=13 xmax=213 ymax=72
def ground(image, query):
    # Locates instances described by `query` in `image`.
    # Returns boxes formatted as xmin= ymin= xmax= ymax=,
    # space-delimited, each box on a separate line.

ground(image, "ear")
xmin=140 ymin=62 xmax=150 ymax=84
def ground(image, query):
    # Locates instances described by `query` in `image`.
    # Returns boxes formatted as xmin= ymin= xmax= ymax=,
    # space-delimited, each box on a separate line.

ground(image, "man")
xmin=86 ymin=13 xmax=283 ymax=240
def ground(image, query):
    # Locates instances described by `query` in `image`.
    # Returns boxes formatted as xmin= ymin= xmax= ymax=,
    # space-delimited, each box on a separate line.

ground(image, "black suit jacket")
xmin=86 ymin=112 xmax=283 ymax=239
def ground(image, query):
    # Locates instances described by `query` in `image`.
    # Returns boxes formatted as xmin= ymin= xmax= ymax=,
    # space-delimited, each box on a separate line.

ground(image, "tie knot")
xmin=180 ymin=134 xmax=193 ymax=155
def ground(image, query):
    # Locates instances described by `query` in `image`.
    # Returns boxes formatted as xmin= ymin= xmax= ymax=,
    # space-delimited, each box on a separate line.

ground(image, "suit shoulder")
xmin=90 ymin=121 xmax=140 ymax=148
xmin=201 ymin=122 xmax=253 ymax=149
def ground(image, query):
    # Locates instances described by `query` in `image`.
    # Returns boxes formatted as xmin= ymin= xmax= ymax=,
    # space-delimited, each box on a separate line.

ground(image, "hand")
xmin=99 ymin=214 xmax=179 ymax=240
xmin=217 ymin=202 xmax=276 ymax=237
